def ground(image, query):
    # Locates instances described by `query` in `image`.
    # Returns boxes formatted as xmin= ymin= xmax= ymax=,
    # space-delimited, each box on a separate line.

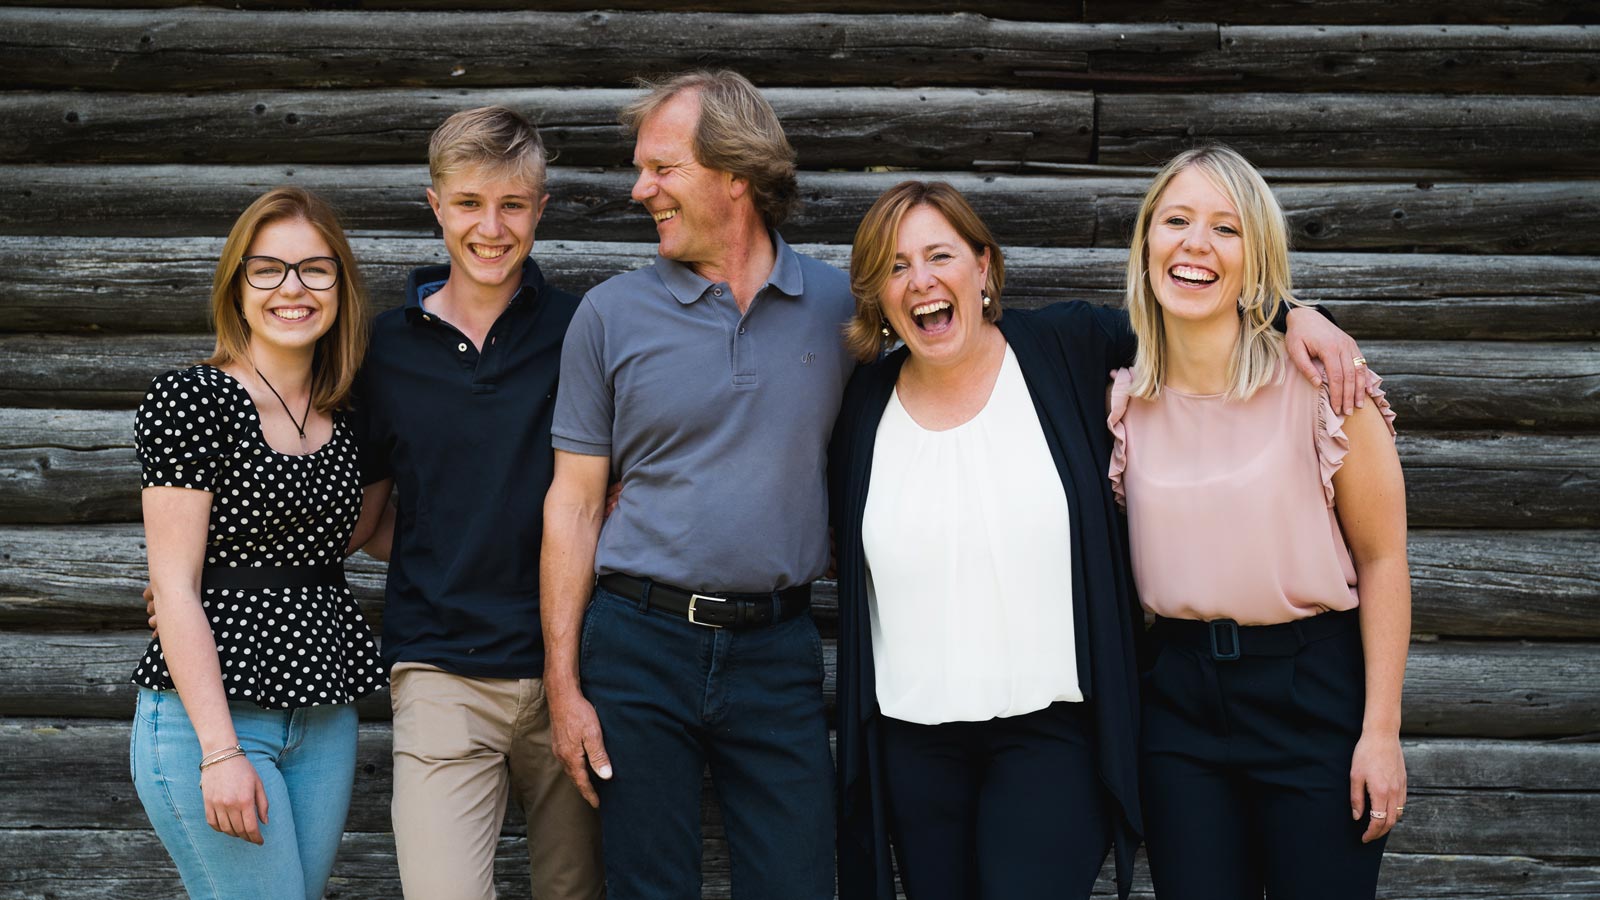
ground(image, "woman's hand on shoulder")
xmin=1285 ymin=307 xmax=1364 ymax=417
xmin=1350 ymin=729 xmax=1406 ymax=843
xmin=201 ymin=754 xmax=269 ymax=845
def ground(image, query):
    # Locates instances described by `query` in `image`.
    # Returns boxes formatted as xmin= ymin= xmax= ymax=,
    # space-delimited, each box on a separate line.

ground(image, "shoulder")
xmin=538 ymin=282 xmax=584 ymax=328
xmin=585 ymin=264 xmax=666 ymax=312
xmin=143 ymin=365 xmax=235 ymax=408
xmin=838 ymin=349 xmax=903 ymax=418
xmin=793 ymin=252 xmax=853 ymax=310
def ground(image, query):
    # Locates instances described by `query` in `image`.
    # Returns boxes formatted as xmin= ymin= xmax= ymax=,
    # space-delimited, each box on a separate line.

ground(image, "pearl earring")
xmin=982 ymin=294 xmax=992 ymax=309
xmin=881 ymin=326 xmax=891 ymax=338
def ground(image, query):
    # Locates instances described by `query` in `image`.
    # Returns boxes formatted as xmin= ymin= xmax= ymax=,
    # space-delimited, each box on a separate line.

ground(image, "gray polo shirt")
xmin=552 ymin=233 xmax=857 ymax=593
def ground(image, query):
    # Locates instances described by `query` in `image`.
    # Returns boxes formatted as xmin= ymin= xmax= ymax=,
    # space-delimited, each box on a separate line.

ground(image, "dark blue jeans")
xmin=580 ymin=584 xmax=835 ymax=900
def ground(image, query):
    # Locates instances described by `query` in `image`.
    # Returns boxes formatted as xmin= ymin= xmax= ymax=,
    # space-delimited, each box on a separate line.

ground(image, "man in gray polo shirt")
xmin=541 ymin=70 xmax=849 ymax=900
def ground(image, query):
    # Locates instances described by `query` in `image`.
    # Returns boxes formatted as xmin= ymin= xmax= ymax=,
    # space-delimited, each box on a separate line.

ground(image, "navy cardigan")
xmin=829 ymin=302 xmax=1145 ymax=900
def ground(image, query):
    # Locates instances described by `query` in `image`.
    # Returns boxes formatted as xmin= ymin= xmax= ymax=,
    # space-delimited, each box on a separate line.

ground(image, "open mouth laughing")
xmin=1169 ymin=264 xmax=1219 ymax=287
xmin=910 ymin=300 xmax=954 ymax=334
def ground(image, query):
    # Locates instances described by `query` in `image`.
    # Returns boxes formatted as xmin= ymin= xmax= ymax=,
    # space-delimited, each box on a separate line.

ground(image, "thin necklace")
xmin=253 ymin=365 xmax=313 ymax=446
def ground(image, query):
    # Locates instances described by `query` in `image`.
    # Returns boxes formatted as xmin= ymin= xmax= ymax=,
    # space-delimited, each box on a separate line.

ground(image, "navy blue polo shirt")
xmin=353 ymin=258 xmax=580 ymax=678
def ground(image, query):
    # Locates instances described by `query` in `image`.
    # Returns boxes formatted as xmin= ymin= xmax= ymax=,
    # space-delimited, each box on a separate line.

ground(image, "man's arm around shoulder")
xmin=541 ymin=448 xmax=614 ymax=808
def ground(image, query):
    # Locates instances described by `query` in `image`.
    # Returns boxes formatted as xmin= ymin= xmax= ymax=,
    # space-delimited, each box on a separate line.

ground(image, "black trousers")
xmin=880 ymin=700 xmax=1110 ymax=900
xmin=1140 ymin=611 xmax=1387 ymax=900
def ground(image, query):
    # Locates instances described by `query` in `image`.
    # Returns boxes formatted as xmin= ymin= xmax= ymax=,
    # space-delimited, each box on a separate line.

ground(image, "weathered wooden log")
xmin=0 ymin=9 xmax=1214 ymax=91
xmin=1406 ymin=529 xmax=1600 ymax=639
xmin=1363 ymin=341 xmax=1600 ymax=431
xmin=5 ymin=233 xmax=1598 ymax=340
xmin=0 ymin=87 xmax=1094 ymax=168
xmin=1 ymin=634 xmax=1593 ymax=736
xmin=5 ymin=523 xmax=1595 ymax=640
xmin=4 ymin=402 xmax=1595 ymax=526
xmin=5 ymin=331 xmax=1594 ymax=429
xmin=10 ymin=12 xmax=1593 ymax=95
xmin=1396 ymin=432 xmax=1600 ymax=528
xmin=5 ymin=830 xmax=1600 ymax=900
xmin=1084 ymin=0 xmax=1600 ymax=26
xmin=1097 ymin=93 xmax=1600 ymax=172
xmin=1195 ymin=25 xmax=1600 ymax=94
xmin=11 ymin=0 xmax=1088 ymax=16
xmin=1087 ymin=25 xmax=1600 ymax=94
xmin=4 ymin=722 xmax=1599 ymax=861
xmin=7 ymin=166 xmax=1600 ymax=257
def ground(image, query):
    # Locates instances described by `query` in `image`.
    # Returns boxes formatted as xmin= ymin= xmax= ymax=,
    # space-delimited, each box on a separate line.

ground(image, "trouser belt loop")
xmin=637 ymin=578 xmax=653 ymax=613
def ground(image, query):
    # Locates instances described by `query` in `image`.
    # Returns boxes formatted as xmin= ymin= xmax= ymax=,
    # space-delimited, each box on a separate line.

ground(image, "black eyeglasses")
xmin=241 ymin=256 xmax=341 ymax=291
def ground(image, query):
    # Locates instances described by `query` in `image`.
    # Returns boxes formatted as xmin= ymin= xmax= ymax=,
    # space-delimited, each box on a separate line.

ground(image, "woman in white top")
xmin=828 ymin=181 xmax=1363 ymax=900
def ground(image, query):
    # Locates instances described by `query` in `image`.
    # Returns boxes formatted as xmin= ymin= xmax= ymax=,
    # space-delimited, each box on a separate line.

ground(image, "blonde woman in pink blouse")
xmin=1107 ymin=145 xmax=1410 ymax=900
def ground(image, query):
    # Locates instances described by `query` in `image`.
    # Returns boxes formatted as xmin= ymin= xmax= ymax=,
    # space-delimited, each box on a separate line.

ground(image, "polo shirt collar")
xmin=402 ymin=256 xmax=547 ymax=322
xmin=652 ymin=231 xmax=805 ymax=306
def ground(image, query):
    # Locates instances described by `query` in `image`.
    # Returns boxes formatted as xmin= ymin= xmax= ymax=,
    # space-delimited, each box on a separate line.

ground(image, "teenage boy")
xmin=356 ymin=106 xmax=604 ymax=900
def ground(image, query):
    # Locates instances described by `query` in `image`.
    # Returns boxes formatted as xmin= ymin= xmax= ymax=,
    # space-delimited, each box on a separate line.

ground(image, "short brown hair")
xmin=207 ymin=187 xmax=368 ymax=412
xmin=845 ymin=181 xmax=1006 ymax=362
xmin=621 ymin=70 xmax=800 ymax=229
xmin=429 ymin=106 xmax=548 ymax=195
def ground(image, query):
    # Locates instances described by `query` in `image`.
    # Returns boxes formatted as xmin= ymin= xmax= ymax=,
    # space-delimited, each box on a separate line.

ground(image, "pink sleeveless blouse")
xmin=1107 ymin=360 xmax=1396 ymax=625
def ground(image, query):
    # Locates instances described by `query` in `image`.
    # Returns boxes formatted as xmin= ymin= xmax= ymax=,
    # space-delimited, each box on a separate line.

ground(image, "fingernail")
xmin=1352 ymin=808 xmax=1360 ymax=820
xmin=597 ymin=764 xmax=613 ymax=779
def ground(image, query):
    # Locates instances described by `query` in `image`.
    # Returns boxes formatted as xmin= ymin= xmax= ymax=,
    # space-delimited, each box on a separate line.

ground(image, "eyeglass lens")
xmin=243 ymin=257 xmax=340 ymax=291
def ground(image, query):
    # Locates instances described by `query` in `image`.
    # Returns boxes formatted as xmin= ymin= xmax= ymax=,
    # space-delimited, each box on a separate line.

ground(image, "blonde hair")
xmin=428 ymin=106 xmax=548 ymax=194
xmin=1124 ymin=145 xmax=1301 ymax=401
xmin=207 ymin=187 xmax=368 ymax=412
xmin=621 ymin=69 xmax=800 ymax=229
xmin=845 ymin=181 xmax=1005 ymax=363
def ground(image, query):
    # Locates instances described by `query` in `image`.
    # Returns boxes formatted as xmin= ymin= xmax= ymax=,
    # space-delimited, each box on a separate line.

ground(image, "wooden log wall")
xmin=1 ymin=2 xmax=1597 ymax=898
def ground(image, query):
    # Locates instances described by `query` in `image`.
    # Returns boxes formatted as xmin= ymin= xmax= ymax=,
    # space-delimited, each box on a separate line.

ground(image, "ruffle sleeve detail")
xmin=1106 ymin=367 xmax=1134 ymax=508
xmin=1315 ymin=367 xmax=1398 ymax=507
xmin=134 ymin=367 xmax=233 ymax=492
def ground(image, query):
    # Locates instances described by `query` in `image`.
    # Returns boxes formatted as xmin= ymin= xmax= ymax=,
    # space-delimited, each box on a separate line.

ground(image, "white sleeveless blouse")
xmin=863 ymin=345 xmax=1082 ymax=725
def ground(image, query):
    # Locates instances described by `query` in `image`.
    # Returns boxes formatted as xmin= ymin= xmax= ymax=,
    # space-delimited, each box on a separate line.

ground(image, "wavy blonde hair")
xmin=1125 ymin=145 xmax=1301 ymax=401
xmin=207 ymin=187 xmax=367 ymax=412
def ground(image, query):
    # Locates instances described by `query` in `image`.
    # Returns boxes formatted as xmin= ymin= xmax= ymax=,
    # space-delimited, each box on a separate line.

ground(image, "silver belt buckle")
xmin=688 ymin=593 xmax=727 ymax=628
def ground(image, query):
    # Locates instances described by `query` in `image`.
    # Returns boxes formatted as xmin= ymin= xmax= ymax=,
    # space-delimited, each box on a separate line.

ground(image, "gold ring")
xmin=1396 ymin=806 xmax=1405 ymax=812
xmin=1352 ymin=356 xmax=1367 ymax=367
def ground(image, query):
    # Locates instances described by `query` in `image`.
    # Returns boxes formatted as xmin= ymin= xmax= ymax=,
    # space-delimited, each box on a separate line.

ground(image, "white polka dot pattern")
xmin=130 ymin=365 xmax=386 ymax=708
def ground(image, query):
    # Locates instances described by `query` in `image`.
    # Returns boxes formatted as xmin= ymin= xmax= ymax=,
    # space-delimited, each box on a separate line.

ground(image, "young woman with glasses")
xmin=129 ymin=187 xmax=389 ymax=899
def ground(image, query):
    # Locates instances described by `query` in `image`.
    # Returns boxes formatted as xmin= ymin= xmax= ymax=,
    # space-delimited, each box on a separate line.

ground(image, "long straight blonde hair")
xmin=1124 ymin=145 xmax=1300 ymax=401
xmin=206 ymin=187 xmax=367 ymax=412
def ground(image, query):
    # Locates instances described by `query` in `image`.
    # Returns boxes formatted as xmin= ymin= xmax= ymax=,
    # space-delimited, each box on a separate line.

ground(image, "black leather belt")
xmin=1151 ymin=608 xmax=1357 ymax=661
xmin=201 ymin=565 xmax=348 ymax=592
xmin=598 ymin=573 xmax=810 ymax=630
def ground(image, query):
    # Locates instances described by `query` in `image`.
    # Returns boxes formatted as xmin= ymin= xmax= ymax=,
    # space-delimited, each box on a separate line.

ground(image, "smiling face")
xmin=630 ymin=91 xmax=740 ymax=270
xmin=238 ymin=218 xmax=340 ymax=354
xmin=1145 ymin=166 xmax=1246 ymax=326
xmin=879 ymin=204 xmax=992 ymax=367
xmin=427 ymin=165 xmax=546 ymax=293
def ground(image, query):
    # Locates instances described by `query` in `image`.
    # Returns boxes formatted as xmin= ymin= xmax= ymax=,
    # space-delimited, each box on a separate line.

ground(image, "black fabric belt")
xmin=1150 ymin=608 xmax=1358 ymax=661
xmin=201 ymin=565 xmax=348 ymax=592
xmin=598 ymin=573 xmax=810 ymax=630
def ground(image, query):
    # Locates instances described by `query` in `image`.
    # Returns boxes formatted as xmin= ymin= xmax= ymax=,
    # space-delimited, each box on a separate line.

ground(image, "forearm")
xmin=1356 ymin=555 xmax=1411 ymax=735
xmin=359 ymin=502 xmax=395 ymax=561
xmin=154 ymin=586 xmax=240 ymax=753
xmin=540 ymin=493 xmax=604 ymax=693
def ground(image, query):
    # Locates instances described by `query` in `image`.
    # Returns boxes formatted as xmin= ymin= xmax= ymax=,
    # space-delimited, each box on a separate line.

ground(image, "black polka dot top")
xmin=130 ymin=365 xmax=386 ymax=709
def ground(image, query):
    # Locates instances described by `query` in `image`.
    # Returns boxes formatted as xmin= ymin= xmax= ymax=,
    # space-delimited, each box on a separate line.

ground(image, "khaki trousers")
xmin=391 ymin=662 xmax=605 ymax=900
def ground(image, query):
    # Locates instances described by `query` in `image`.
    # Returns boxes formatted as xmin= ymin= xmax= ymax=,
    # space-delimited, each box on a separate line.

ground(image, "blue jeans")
xmin=581 ymin=584 xmax=835 ymax=900
xmin=130 ymin=688 xmax=359 ymax=899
